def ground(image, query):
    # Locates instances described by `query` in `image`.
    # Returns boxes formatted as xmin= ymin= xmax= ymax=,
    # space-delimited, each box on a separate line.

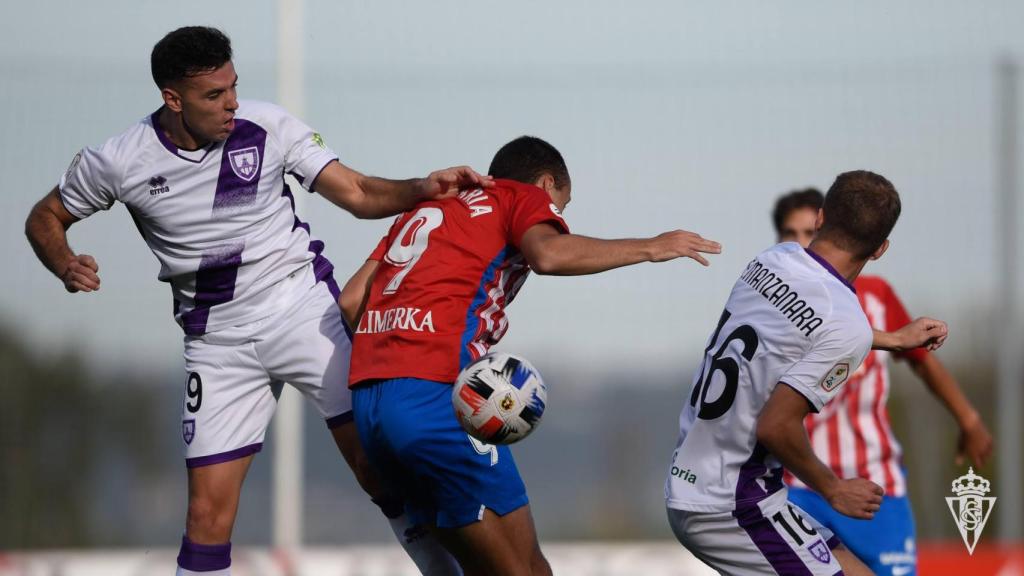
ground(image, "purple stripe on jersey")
xmin=213 ymin=119 xmax=267 ymax=214
xmin=827 ymin=534 xmax=841 ymax=550
xmin=804 ymin=248 xmax=856 ymax=293
xmin=177 ymin=535 xmax=231 ymax=571
xmin=181 ymin=242 xmax=245 ymax=336
xmin=325 ymin=410 xmax=354 ymax=429
xmin=186 ymin=442 xmax=263 ymax=468
xmin=733 ymin=443 xmax=814 ymax=575
xmin=736 ymin=443 xmax=784 ymax=504
xmin=281 ymin=178 xmax=339 ymax=293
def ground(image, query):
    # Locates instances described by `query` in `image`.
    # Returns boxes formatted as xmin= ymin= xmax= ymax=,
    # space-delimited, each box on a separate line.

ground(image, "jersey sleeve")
xmin=779 ymin=317 xmax=872 ymax=411
xmin=507 ymin=187 xmax=569 ymax=247
xmin=271 ymin=106 xmax=339 ymax=191
xmin=881 ymin=280 xmax=929 ymax=363
xmin=58 ymin=146 xmax=119 ymax=219
xmin=368 ymin=234 xmax=389 ymax=262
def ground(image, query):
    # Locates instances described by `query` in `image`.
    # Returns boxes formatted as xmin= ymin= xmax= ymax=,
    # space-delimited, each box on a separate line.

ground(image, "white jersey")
xmin=666 ymin=242 xmax=872 ymax=513
xmin=58 ymin=100 xmax=340 ymax=335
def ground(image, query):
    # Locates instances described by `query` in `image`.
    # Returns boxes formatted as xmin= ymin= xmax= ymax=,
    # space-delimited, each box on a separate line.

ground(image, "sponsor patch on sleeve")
xmin=820 ymin=362 xmax=850 ymax=392
xmin=312 ymin=132 xmax=326 ymax=149
xmin=63 ymin=151 xmax=83 ymax=184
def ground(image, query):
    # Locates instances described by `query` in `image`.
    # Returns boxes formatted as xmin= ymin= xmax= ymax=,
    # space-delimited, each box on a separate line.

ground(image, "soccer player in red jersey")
xmin=772 ymin=188 xmax=994 ymax=576
xmin=340 ymin=136 xmax=721 ymax=575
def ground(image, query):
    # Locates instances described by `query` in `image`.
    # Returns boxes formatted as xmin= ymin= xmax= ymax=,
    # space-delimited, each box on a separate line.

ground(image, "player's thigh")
xmin=375 ymin=378 xmax=530 ymax=530
xmin=834 ymin=545 xmax=875 ymax=576
xmin=668 ymin=498 xmax=843 ymax=576
xmin=259 ymin=281 xmax=353 ymax=425
xmin=181 ymin=336 xmax=277 ymax=466
xmin=437 ymin=506 xmax=545 ymax=576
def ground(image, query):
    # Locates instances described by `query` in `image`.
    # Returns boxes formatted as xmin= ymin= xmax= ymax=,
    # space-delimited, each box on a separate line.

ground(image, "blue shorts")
xmin=788 ymin=487 xmax=917 ymax=576
xmin=352 ymin=377 xmax=529 ymax=529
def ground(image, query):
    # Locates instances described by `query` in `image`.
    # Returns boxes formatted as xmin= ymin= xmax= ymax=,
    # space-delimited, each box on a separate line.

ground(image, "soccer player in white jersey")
xmin=24 ymin=27 xmax=482 ymax=576
xmin=665 ymin=171 xmax=949 ymax=576
xmin=772 ymin=188 xmax=993 ymax=576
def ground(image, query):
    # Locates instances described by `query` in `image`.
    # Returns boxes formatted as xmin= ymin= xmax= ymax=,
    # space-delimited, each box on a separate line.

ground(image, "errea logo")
xmin=148 ymin=175 xmax=170 ymax=196
xmin=820 ymin=362 xmax=849 ymax=392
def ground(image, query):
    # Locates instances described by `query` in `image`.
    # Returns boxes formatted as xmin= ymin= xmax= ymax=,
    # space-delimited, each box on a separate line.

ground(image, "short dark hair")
xmin=488 ymin=136 xmax=570 ymax=189
xmin=151 ymin=27 xmax=233 ymax=89
xmin=817 ymin=171 xmax=901 ymax=259
xmin=772 ymin=188 xmax=824 ymax=235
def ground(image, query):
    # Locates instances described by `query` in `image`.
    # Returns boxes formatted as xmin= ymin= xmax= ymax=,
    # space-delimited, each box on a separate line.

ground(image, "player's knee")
xmin=186 ymin=496 xmax=234 ymax=542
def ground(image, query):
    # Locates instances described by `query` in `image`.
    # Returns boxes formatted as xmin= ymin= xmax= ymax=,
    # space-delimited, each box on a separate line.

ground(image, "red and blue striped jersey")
xmin=785 ymin=276 xmax=928 ymax=497
xmin=348 ymin=179 xmax=569 ymax=386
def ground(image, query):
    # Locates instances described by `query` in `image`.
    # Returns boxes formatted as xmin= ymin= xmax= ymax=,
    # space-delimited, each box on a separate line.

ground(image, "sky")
xmin=1 ymin=0 xmax=1023 ymax=379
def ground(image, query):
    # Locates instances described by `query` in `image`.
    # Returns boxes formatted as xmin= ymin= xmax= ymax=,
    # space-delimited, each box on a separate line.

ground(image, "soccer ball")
xmin=452 ymin=352 xmax=547 ymax=445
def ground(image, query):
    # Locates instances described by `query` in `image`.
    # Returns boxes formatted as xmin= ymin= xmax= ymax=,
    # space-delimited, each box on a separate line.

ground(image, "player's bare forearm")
xmin=519 ymin=224 xmax=721 ymax=275
xmin=340 ymin=260 xmax=379 ymax=327
xmin=313 ymin=161 xmax=492 ymax=219
xmin=872 ymin=317 xmax=948 ymax=352
xmin=25 ymin=188 xmax=101 ymax=292
xmin=26 ymin=188 xmax=78 ymax=277
xmin=911 ymin=354 xmax=994 ymax=466
xmin=758 ymin=383 xmax=884 ymax=519
xmin=756 ymin=384 xmax=838 ymax=497
xmin=525 ymin=233 xmax=655 ymax=275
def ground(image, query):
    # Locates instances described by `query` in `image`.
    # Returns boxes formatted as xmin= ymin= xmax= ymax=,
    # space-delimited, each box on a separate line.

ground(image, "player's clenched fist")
xmin=895 ymin=316 xmax=948 ymax=351
xmin=826 ymin=478 xmax=884 ymax=520
xmin=61 ymin=254 xmax=101 ymax=293
xmin=418 ymin=166 xmax=495 ymax=201
xmin=649 ymin=230 xmax=722 ymax=266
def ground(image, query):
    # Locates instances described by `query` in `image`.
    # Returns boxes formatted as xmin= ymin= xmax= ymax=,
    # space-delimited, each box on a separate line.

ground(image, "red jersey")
xmin=785 ymin=275 xmax=928 ymax=497
xmin=348 ymin=179 xmax=569 ymax=386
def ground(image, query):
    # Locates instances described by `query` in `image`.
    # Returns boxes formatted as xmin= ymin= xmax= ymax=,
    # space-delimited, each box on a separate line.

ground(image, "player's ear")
xmin=869 ymin=239 xmax=890 ymax=261
xmin=533 ymin=173 xmax=556 ymax=195
xmin=815 ymin=208 xmax=824 ymax=230
xmin=162 ymin=86 xmax=184 ymax=113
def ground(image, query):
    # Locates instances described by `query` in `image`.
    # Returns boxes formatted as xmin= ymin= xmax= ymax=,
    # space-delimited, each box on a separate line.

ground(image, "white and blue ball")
xmin=452 ymin=352 xmax=547 ymax=444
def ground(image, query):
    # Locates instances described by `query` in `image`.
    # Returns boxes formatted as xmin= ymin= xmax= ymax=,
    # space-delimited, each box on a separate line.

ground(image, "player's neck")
xmin=158 ymin=107 xmax=210 ymax=151
xmin=806 ymin=240 xmax=866 ymax=285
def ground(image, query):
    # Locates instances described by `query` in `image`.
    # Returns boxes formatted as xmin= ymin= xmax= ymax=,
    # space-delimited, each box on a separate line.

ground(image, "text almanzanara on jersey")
xmin=740 ymin=260 xmax=824 ymax=337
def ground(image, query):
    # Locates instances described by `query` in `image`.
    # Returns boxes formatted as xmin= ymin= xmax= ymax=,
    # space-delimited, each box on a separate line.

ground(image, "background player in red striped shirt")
xmin=341 ymin=136 xmax=721 ymax=575
xmin=772 ymin=188 xmax=994 ymax=576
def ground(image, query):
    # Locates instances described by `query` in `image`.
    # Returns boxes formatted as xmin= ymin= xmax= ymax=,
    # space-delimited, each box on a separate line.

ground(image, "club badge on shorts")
xmin=808 ymin=539 xmax=831 ymax=564
xmin=183 ymin=419 xmax=196 ymax=445
xmin=946 ymin=467 xmax=996 ymax=554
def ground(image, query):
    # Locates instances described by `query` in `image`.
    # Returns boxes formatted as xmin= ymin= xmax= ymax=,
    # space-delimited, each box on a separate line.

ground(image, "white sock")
xmin=176 ymin=568 xmax=230 ymax=575
xmin=388 ymin=514 xmax=463 ymax=575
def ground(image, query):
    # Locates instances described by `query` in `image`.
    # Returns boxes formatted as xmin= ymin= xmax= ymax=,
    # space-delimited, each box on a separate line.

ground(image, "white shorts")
xmin=180 ymin=268 xmax=353 ymax=467
xmin=667 ymin=491 xmax=842 ymax=576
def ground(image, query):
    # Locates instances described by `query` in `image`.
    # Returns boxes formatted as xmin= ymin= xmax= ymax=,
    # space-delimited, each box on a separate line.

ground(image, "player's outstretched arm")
xmin=757 ymin=383 xmax=883 ymax=520
xmin=518 ymin=224 xmax=721 ymax=275
xmin=908 ymin=354 xmax=994 ymax=467
xmin=25 ymin=187 xmax=101 ymax=293
xmin=311 ymin=160 xmax=493 ymax=219
xmin=872 ymin=317 xmax=948 ymax=352
xmin=339 ymin=259 xmax=380 ymax=328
